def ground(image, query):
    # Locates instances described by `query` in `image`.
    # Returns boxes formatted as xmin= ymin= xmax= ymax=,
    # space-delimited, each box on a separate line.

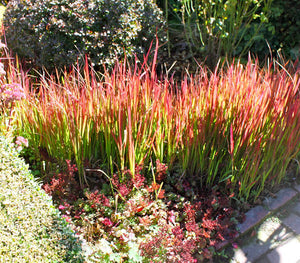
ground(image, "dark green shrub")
xmin=247 ymin=0 xmax=300 ymax=60
xmin=3 ymin=0 xmax=166 ymax=70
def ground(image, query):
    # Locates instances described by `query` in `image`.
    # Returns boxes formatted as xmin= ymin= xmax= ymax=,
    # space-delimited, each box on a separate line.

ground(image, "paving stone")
xmin=263 ymin=188 xmax=298 ymax=211
xmin=266 ymin=237 xmax=300 ymax=263
xmin=293 ymin=184 xmax=300 ymax=193
xmin=257 ymin=216 xmax=281 ymax=243
xmin=282 ymin=213 xmax=300 ymax=235
xmin=235 ymin=239 xmax=271 ymax=262
xmin=237 ymin=206 xmax=269 ymax=234
xmin=215 ymin=240 xmax=229 ymax=251
xmin=231 ymin=248 xmax=248 ymax=263
xmin=270 ymin=226 xmax=294 ymax=245
xmin=291 ymin=202 xmax=300 ymax=216
xmin=256 ymin=255 xmax=272 ymax=263
xmin=231 ymin=226 xmax=294 ymax=263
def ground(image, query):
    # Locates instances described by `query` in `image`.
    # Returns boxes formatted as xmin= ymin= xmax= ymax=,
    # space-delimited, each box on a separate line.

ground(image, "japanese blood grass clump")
xmin=15 ymin=51 xmax=169 ymax=185
xmin=0 ymin=136 xmax=83 ymax=262
xmin=14 ymin=53 xmax=300 ymax=200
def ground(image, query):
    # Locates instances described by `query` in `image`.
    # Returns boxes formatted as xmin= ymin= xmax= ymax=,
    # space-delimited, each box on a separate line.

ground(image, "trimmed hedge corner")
xmin=0 ymin=136 xmax=83 ymax=262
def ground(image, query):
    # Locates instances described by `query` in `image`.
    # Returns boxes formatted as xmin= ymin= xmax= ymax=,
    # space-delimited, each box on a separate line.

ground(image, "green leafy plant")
xmin=43 ymin=160 xmax=240 ymax=262
xmin=3 ymin=0 xmax=166 ymax=71
xmin=167 ymin=0 xmax=273 ymax=67
xmin=245 ymin=0 xmax=300 ymax=60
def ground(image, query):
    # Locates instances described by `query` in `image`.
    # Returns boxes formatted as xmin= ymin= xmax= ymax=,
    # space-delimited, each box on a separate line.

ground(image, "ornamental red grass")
xmin=14 ymin=50 xmax=300 ymax=199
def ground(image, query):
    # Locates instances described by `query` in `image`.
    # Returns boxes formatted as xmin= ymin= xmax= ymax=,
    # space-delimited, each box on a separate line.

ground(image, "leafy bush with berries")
xmin=3 ymin=0 xmax=166 ymax=70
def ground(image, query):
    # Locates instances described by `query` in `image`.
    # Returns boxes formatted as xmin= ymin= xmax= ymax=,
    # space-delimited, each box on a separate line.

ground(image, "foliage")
xmin=0 ymin=1 xmax=8 ymax=6
xmin=13 ymin=49 xmax=300 ymax=200
xmin=0 ymin=42 xmax=26 ymax=138
xmin=42 ymin=161 xmax=240 ymax=262
xmin=3 ymin=0 xmax=166 ymax=70
xmin=245 ymin=0 xmax=300 ymax=60
xmin=0 ymin=136 xmax=83 ymax=262
xmin=164 ymin=0 xmax=273 ymax=67
xmin=0 ymin=4 xmax=5 ymax=26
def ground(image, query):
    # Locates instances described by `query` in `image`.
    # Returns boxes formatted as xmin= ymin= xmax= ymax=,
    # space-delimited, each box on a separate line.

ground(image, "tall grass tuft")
xmin=14 ymin=51 xmax=300 ymax=199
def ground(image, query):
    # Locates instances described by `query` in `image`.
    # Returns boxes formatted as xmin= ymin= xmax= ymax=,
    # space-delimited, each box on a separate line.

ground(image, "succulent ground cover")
xmin=40 ymin=159 xmax=242 ymax=262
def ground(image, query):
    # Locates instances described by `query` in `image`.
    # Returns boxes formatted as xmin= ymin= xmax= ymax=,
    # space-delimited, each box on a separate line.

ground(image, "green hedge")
xmin=0 ymin=136 xmax=83 ymax=262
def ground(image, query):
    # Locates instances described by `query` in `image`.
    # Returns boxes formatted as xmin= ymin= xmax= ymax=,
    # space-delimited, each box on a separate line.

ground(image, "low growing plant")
xmin=42 ymin=160 xmax=240 ymax=262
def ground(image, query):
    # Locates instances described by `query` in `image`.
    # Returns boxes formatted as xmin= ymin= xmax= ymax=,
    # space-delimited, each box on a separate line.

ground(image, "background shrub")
xmin=158 ymin=0 xmax=273 ymax=68
xmin=3 ymin=0 xmax=165 ymax=70
xmin=246 ymin=0 xmax=300 ymax=60
xmin=0 ymin=136 xmax=83 ymax=262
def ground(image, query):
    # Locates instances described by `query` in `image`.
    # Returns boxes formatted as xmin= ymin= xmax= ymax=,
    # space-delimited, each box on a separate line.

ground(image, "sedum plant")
xmin=3 ymin=0 xmax=166 ymax=70
xmin=42 ymin=160 xmax=240 ymax=262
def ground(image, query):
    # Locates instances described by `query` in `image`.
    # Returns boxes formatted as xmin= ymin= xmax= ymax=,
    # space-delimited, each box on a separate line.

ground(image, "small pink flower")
xmin=15 ymin=136 xmax=28 ymax=147
xmin=58 ymin=205 xmax=66 ymax=210
xmin=62 ymin=215 xmax=71 ymax=223
xmin=232 ymin=243 xmax=238 ymax=249
xmin=102 ymin=218 xmax=113 ymax=227
xmin=168 ymin=211 xmax=176 ymax=225
xmin=3 ymin=84 xmax=25 ymax=101
xmin=119 ymin=184 xmax=131 ymax=197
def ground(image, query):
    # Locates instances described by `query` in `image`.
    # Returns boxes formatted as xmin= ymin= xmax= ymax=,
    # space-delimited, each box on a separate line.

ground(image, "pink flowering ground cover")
xmin=41 ymin=159 xmax=242 ymax=262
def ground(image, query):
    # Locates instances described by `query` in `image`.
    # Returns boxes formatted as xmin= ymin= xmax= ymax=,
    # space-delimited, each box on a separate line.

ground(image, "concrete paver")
xmin=266 ymin=237 xmax=300 ymax=263
xmin=233 ymin=240 xmax=271 ymax=262
xmin=293 ymin=184 xmax=300 ymax=193
xmin=263 ymin=188 xmax=298 ymax=211
xmin=257 ymin=216 xmax=281 ymax=242
xmin=222 ymin=188 xmax=300 ymax=263
xmin=271 ymin=226 xmax=294 ymax=245
xmin=255 ymin=256 xmax=272 ymax=263
xmin=291 ymin=202 xmax=300 ymax=216
xmin=282 ymin=213 xmax=300 ymax=235
xmin=231 ymin=248 xmax=248 ymax=263
xmin=237 ymin=205 xmax=269 ymax=235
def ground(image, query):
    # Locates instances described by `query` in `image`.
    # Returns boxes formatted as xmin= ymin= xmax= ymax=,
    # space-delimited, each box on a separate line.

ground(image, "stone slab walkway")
xmin=216 ymin=183 xmax=300 ymax=263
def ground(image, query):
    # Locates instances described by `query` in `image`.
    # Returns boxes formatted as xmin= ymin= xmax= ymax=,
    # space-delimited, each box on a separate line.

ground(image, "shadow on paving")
xmin=213 ymin=219 xmax=296 ymax=262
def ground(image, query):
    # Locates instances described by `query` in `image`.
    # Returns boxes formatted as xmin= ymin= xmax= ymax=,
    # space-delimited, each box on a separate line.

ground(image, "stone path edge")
xmin=215 ymin=183 xmax=300 ymax=251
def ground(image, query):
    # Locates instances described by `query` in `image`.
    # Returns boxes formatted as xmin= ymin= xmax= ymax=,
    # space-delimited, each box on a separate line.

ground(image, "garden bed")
xmin=0 ymin=1 xmax=299 ymax=261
